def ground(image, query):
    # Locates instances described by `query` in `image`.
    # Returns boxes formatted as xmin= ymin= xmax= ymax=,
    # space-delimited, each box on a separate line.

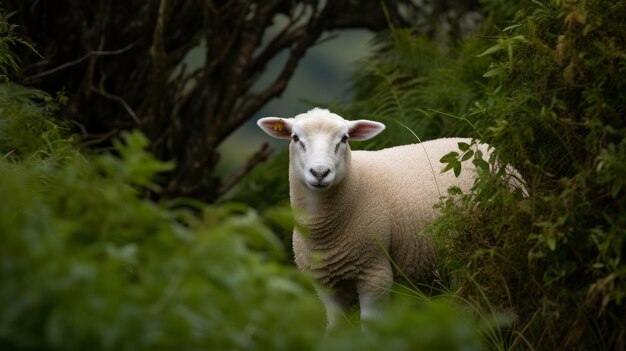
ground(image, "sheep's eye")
xmin=341 ymin=134 xmax=348 ymax=143
xmin=292 ymin=134 xmax=299 ymax=142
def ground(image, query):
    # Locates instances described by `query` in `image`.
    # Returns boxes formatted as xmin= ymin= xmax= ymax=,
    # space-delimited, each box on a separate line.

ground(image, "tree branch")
xmin=248 ymin=3 xmax=309 ymax=80
xmin=246 ymin=24 xmax=307 ymax=88
xmin=215 ymin=0 xmax=283 ymax=119
xmin=143 ymin=0 xmax=172 ymax=133
xmin=217 ymin=142 xmax=272 ymax=197
xmin=94 ymin=89 xmax=140 ymax=125
xmin=232 ymin=2 xmax=337 ymax=130
xmin=23 ymin=44 xmax=135 ymax=83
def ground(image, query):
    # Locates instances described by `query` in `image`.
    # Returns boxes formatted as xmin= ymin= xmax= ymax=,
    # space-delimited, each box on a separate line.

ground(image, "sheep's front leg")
xmin=357 ymin=260 xmax=392 ymax=329
xmin=359 ymin=291 xmax=389 ymax=321
xmin=315 ymin=286 xmax=350 ymax=332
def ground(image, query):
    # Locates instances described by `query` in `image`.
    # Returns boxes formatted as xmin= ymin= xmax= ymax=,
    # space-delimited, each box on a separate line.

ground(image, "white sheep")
xmin=257 ymin=108 xmax=493 ymax=330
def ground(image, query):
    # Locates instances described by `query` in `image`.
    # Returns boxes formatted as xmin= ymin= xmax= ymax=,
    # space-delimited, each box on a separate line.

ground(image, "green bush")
xmin=0 ymin=128 xmax=325 ymax=350
xmin=319 ymin=297 xmax=494 ymax=351
xmin=430 ymin=0 xmax=626 ymax=349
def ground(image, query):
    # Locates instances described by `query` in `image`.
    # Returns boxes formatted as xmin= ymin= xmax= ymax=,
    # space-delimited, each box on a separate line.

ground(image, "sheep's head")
xmin=257 ymin=108 xmax=385 ymax=192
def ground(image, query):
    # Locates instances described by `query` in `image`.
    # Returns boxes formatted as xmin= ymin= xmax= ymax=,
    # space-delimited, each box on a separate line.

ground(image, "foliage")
xmin=0 ymin=111 xmax=494 ymax=350
xmin=0 ymin=82 xmax=70 ymax=160
xmin=0 ymin=116 xmax=322 ymax=350
xmin=319 ymin=296 xmax=494 ymax=351
xmin=224 ymin=148 xmax=290 ymax=212
xmin=430 ymin=0 xmax=626 ymax=349
xmin=339 ymin=31 xmax=492 ymax=150
xmin=0 ymin=11 xmax=39 ymax=81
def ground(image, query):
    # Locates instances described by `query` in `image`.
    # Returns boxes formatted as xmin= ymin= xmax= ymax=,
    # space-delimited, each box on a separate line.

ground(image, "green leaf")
xmin=477 ymin=44 xmax=504 ymax=57
xmin=503 ymin=24 xmax=522 ymax=32
xmin=458 ymin=142 xmax=470 ymax=151
xmin=461 ymin=150 xmax=474 ymax=161
xmin=453 ymin=161 xmax=462 ymax=177
xmin=447 ymin=186 xmax=463 ymax=195
xmin=475 ymin=150 xmax=484 ymax=160
xmin=440 ymin=151 xmax=459 ymax=163
xmin=472 ymin=157 xmax=489 ymax=170
xmin=546 ymin=235 xmax=557 ymax=251
xmin=483 ymin=67 xmax=504 ymax=78
xmin=441 ymin=162 xmax=455 ymax=174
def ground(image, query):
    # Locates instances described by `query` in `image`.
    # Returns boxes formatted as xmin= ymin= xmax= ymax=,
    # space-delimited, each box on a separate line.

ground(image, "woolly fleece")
xmin=290 ymin=136 xmax=488 ymax=303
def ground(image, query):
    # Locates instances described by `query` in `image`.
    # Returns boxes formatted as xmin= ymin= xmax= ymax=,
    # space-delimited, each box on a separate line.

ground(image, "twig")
xmin=23 ymin=44 xmax=135 ymax=83
xmin=217 ymin=142 xmax=272 ymax=197
xmin=472 ymin=34 xmax=501 ymax=40
xmin=92 ymin=87 xmax=141 ymax=125
xmin=80 ymin=129 xmax=119 ymax=147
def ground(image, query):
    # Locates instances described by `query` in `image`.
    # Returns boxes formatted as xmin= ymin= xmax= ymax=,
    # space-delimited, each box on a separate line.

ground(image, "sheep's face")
xmin=257 ymin=108 xmax=385 ymax=193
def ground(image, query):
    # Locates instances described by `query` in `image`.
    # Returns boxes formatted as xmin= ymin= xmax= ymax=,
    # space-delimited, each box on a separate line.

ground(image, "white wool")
xmin=257 ymin=108 xmax=498 ymax=330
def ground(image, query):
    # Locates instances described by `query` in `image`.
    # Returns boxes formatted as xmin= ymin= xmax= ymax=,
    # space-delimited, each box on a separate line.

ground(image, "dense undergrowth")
xmin=1 ymin=11 xmax=500 ymax=351
xmin=432 ymin=1 xmax=626 ymax=349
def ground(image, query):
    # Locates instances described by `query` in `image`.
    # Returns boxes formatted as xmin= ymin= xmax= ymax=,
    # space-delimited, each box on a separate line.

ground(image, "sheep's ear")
xmin=347 ymin=120 xmax=386 ymax=141
xmin=257 ymin=117 xmax=293 ymax=139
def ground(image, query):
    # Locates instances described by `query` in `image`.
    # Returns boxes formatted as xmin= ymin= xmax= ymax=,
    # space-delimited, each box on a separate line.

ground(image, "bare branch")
xmin=81 ymin=128 xmax=120 ymax=147
xmin=246 ymin=24 xmax=307 ymax=88
xmin=23 ymin=44 xmax=135 ymax=83
xmin=248 ymin=3 xmax=309 ymax=77
xmin=217 ymin=142 xmax=272 ymax=197
xmin=151 ymin=0 xmax=170 ymax=65
xmin=233 ymin=2 xmax=338 ymax=129
xmin=92 ymin=87 xmax=141 ymax=125
xmin=215 ymin=0 xmax=282 ymax=115
xmin=141 ymin=0 xmax=174 ymax=136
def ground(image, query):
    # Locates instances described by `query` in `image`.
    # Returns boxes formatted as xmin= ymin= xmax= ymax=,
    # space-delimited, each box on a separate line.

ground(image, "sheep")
xmin=257 ymin=108 xmax=493 ymax=330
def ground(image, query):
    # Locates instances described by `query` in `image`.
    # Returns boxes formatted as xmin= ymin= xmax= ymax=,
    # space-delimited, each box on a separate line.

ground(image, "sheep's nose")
xmin=310 ymin=167 xmax=330 ymax=181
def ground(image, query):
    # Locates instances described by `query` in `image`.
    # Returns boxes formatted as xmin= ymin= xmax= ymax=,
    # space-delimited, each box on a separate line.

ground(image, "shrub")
xmin=432 ymin=0 xmax=626 ymax=349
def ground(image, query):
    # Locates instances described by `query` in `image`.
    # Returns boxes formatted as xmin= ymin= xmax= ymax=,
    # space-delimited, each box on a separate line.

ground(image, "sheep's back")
xmin=349 ymin=137 xmax=484 ymax=280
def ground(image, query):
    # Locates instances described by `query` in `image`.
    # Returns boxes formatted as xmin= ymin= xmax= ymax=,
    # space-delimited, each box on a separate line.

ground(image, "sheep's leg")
xmin=358 ymin=291 xmax=389 ymax=321
xmin=316 ymin=286 xmax=350 ymax=332
xmin=357 ymin=261 xmax=393 ymax=329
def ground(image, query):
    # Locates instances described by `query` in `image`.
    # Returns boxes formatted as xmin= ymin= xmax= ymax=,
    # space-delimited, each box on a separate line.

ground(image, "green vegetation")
xmin=1 ymin=69 xmax=324 ymax=349
xmin=2 ymin=0 xmax=625 ymax=349
xmin=432 ymin=1 xmax=626 ymax=349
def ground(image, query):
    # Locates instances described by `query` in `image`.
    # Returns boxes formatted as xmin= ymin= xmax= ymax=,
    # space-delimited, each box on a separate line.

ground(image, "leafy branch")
xmin=440 ymin=141 xmax=489 ymax=177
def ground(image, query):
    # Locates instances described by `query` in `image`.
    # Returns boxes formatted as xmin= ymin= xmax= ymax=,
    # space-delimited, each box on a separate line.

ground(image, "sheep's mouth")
xmin=307 ymin=181 xmax=331 ymax=192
